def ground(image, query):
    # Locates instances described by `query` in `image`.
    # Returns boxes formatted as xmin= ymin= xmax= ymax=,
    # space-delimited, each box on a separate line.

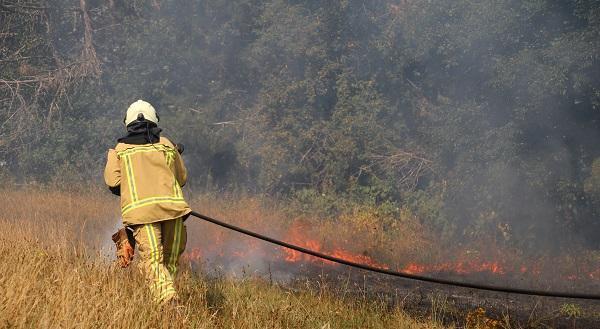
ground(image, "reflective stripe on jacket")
xmin=104 ymin=136 xmax=191 ymax=226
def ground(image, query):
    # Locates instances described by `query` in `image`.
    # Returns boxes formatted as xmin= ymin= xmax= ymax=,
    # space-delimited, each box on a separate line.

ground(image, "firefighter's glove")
xmin=175 ymin=143 xmax=184 ymax=154
xmin=112 ymin=227 xmax=136 ymax=268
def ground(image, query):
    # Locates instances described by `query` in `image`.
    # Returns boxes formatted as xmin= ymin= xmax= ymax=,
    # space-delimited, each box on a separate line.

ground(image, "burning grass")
xmin=181 ymin=192 xmax=599 ymax=293
xmin=0 ymin=187 xmax=598 ymax=328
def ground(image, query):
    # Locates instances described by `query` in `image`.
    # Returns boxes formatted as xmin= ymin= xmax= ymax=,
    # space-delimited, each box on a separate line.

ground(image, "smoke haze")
xmin=1 ymin=1 xmax=599 ymax=260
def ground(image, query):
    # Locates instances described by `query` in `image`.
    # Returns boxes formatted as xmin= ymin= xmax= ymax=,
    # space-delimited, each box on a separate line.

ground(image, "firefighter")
xmin=104 ymin=99 xmax=191 ymax=305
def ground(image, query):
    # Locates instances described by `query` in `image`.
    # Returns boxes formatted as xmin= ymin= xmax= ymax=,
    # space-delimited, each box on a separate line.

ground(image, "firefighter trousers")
xmin=132 ymin=217 xmax=187 ymax=304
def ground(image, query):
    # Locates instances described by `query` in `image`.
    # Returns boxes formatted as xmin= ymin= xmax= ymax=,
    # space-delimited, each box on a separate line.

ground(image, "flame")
xmin=282 ymin=243 xmax=390 ymax=269
xmin=281 ymin=222 xmax=389 ymax=269
xmin=402 ymin=261 xmax=505 ymax=275
xmin=181 ymin=219 xmax=599 ymax=283
xmin=518 ymin=265 xmax=541 ymax=276
xmin=181 ymin=247 xmax=202 ymax=263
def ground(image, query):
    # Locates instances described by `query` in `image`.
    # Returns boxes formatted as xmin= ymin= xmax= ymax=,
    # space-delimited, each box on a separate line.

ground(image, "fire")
xmin=402 ymin=261 xmax=505 ymax=275
xmin=282 ymin=243 xmax=390 ymax=269
xmin=281 ymin=222 xmax=389 ymax=269
xmin=519 ymin=265 xmax=541 ymax=276
xmin=182 ymin=247 xmax=202 ymax=263
xmin=182 ymin=219 xmax=599 ymax=284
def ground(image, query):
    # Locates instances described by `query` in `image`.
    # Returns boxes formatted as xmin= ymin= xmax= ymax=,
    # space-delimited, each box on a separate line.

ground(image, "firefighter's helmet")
xmin=124 ymin=99 xmax=159 ymax=126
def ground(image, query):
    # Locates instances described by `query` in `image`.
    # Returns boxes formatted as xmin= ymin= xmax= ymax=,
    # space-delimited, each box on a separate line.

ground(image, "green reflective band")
xmin=145 ymin=225 xmax=160 ymax=290
xmin=176 ymin=179 xmax=183 ymax=198
xmin=172 ymin=175 xmax=182 ymax=199
xmin=169 ymin=218 xmax=182 ymax=273
xmin=117 ymin=144 xmax=176 ymax=157
xmin=166 ymin=151 xmax=174 ymax=166
xmin=124 ymin=154 xmax=138 ymax=201
xmin=122 ymin=196 xmax=187 ymax=215
xmin=159 ymin=287 xmax=177 ymax=302
xmin=146 ymin=224 xmax=171 ymax=297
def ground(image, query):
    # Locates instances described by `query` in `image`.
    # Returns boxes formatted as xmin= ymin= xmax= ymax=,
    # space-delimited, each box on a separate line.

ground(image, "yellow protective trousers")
xmin=132 ymin=217 xmax=187 ymax=304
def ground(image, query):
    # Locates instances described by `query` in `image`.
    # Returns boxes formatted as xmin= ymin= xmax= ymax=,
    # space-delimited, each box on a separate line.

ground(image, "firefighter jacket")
xmin=104 ymin=136 xmax=191 ymax=226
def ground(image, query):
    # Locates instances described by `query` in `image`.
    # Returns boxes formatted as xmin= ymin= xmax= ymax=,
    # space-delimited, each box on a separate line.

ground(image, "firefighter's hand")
xmin=112 ymin=228 xmax=135 ymax=268
xmin=175 ymin=143 xmax=184 ymax=154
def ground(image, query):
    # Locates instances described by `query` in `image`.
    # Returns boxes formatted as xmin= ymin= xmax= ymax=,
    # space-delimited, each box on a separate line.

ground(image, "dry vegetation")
xmin=0 ymin=188 xmax=450 ymax=329
xmin=2 ymin=187 xmax=598 ymax=328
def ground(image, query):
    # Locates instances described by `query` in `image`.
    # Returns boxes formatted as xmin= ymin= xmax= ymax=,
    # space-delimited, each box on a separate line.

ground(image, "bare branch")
xmin=354 ymin=149 xmax=434 ymax=191
xmin=78 ymin=0 xmax=101 ymax=77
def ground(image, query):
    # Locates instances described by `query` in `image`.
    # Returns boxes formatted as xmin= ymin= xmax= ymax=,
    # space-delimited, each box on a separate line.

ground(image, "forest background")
xmin=2 ymin=0 xmax=600 ymax=254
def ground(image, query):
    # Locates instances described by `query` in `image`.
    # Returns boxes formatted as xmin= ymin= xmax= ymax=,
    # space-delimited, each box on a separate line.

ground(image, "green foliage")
xmin=559 ymin=303 xmax=583 ymax=318
xmin=404 ymin=189 xmax=450 ymax=236
xmin=2 ymin=0 xmax=600 ymax=249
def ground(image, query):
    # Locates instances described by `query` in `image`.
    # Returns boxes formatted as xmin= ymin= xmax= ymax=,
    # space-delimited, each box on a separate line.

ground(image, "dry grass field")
xmin=0 ymin=188 xmax=450 ymax=329
xmin=2 ymin=187 xmax=598 ymax=328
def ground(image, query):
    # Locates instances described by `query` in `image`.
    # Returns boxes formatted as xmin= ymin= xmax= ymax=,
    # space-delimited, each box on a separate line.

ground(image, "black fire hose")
xmin=189 ymin=211 xmax=600 ymax=300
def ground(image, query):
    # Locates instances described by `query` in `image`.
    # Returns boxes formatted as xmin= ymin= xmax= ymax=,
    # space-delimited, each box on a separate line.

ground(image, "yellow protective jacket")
xmin=104 ymin=137 xmax=191 ymax=226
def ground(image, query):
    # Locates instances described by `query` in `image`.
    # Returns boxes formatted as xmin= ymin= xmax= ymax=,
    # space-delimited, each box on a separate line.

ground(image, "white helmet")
xmin=124 ymin=99 xmax=159 ymax=126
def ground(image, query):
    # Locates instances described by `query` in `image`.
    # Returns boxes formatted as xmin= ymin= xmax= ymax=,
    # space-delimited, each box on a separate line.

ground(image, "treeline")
xmin=1 ymin=0 xmax=599 ymax=249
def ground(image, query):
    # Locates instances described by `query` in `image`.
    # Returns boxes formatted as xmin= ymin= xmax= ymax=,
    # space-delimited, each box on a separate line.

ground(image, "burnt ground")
xmin=199 ymin=260 xmax=600 ymax=329
xmin=288 ymin=265 xmax=600 ymax=329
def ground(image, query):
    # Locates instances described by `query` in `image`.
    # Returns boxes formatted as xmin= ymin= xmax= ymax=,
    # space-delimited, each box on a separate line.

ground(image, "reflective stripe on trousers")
xmin=133 ymin=217 xmax=186 ymax=303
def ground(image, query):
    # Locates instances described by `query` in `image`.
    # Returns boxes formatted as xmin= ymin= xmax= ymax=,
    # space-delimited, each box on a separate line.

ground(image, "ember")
xmin=402 ymin=261 xmax=505 ymax=275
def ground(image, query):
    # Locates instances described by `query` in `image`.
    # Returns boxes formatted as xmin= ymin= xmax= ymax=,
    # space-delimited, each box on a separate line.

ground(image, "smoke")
xmin=97 ymin=1 xmax=600 ymax=254
xmin=3 ymin=0 xmax=599 ymax=275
